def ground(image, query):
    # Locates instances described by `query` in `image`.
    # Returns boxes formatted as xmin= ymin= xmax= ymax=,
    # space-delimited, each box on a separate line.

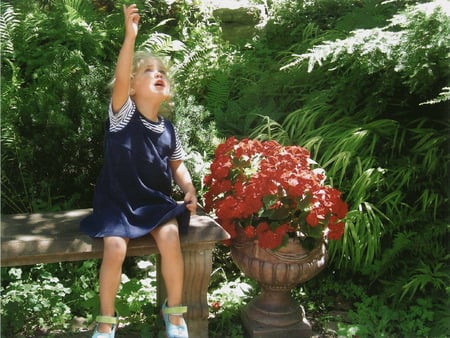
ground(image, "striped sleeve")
xmin=108 ymin=97 xmax=135 ymax=132
xmin=170 ymin=133 xmax=187 ymax=161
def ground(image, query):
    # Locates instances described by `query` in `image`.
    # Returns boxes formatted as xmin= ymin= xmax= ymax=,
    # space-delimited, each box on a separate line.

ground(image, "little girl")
xmin=80 ymin=4 xmax=196 ymax=338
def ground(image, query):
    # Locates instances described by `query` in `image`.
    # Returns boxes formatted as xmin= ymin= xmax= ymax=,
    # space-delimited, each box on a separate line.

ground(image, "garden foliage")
xmin=1 ymin=0 xmax=449 ymax=336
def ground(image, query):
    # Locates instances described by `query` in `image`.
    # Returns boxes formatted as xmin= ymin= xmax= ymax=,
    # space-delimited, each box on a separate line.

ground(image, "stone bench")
xmin=1 ymin=207 xmax=229 ymax=338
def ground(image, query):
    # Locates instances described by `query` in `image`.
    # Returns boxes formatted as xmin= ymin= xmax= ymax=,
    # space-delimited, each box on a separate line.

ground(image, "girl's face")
xmin=131 ymin=58 xmax=170 ymax=101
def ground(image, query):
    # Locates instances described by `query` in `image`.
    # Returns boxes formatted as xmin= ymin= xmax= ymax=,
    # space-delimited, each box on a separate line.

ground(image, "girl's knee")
xmin=156 ymin=223 xmax=180 ymax=241
xmin=152 ymin=221 xmax=181 ymax=249
xmin=103 ymin=236 xmax=128 ymax=260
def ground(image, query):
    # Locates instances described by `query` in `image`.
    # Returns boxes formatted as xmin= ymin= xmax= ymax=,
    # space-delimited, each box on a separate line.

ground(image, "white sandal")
xmin=161 ymin=300 xmax=188 ymax=338
xmin=92 ymin=315 xmax=118 ymax=338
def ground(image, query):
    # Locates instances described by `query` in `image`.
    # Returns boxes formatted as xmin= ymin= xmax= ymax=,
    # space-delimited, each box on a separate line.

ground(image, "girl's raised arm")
xmin=111 ymin=4 xmax=140 ymax=113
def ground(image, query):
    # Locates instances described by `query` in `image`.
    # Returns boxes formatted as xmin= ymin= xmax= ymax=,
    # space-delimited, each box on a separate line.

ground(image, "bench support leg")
xmin=157 ymin=246 xmax=213 ymax=338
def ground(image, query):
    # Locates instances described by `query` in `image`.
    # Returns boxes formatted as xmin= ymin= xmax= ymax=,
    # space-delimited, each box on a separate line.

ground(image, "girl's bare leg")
xmin=97 ymin=236 xmax=129 ymax=333
xmin=151 ymin=219 xmax=184 ymax=325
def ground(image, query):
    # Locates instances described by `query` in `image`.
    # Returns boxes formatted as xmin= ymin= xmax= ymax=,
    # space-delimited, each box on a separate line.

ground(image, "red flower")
xmin=204 ymin=137 xmax=348 ymax=249
xmin=244 ymin=225 xmax=256 ymax=239
xmin=328 ymin=221 xmax=345 ymax=240
xmin=211 ymin=301 xmax=221 ymax=312
xmin=255 ymin=221 xmax=270 ymax=236
xmin=333 ymin=198 xmax=348 ymax=219
xmin=306 ymin=212 xmax=319 ymax=227
xmin=275 ymin=223 xmax=294 ymax=236
xmin=256 ymin=222 xmax=283 ymax=249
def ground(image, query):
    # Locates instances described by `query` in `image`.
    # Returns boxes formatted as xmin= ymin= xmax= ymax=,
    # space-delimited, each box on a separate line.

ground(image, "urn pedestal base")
xmin=231 ymin=238 xmax=327 ymax=338
xmin=240 ymin=290 xmax=312 ymax=338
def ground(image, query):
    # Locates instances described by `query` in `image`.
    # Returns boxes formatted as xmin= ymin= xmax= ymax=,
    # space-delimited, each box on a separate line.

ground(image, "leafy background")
xmin=1 ymin=0 xmax=449 ymax=337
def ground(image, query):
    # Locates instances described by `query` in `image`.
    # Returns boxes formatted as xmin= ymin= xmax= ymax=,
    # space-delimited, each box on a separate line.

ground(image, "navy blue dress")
xmin=80 ymin=105 xmax=190 ymax=238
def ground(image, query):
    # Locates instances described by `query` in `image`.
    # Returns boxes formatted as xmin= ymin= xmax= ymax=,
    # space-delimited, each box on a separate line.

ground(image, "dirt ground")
xmin=29 ymin=312 xmax=342 ymax=337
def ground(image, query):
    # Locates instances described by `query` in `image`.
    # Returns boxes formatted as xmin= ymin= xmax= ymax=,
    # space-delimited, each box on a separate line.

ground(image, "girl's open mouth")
xmin=155 ymin=80 xmax=165 ymax=87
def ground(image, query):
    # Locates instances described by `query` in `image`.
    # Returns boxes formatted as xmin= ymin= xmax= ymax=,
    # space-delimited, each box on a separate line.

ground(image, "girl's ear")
xmin=130 ymin=87 xmax=136 ymax=96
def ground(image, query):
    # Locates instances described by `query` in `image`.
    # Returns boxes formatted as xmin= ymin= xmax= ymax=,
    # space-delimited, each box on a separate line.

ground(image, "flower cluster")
xmin=204 ymin=137 xmax=348 ymax=250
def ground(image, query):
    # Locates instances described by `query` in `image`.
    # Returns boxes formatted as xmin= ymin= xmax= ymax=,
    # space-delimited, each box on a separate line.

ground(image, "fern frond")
xmin=419 ymin=86 xmax=450 ymax=105
xmin=281 ymin=28 xmax=400 ymax=73
xmin=63 ymin=0 xmax=96 ymax=28
xmin=206 ymin=71 xmax=231 ymax=113
xmin=0 ymin=4 xmax=20 ymax=58
xmin=372 ymin=231 xmax=415 ymax=280
xmin=139 ymin=32 xmax=186 ymax=57
xmin=175 ymin=46 xmax=210 ymax=74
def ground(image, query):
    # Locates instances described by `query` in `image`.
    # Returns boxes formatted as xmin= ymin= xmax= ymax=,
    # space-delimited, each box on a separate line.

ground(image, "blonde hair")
xmin=109 ymin=51 xmax=174 ymax=117
xmin=109 ymin=51 xmax=172 ymax=90
xmin=131 ymin=51 xmax=169 ymax=77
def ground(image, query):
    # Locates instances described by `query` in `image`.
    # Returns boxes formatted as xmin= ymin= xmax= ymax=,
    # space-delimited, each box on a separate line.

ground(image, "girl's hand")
xmin=184 ymin=191 xmax=197 ymax=215
xmin=123 ymin=4 xmax=139 ymax=39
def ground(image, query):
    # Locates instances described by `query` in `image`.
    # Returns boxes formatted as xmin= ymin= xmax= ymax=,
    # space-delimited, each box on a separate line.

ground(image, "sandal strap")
xmin=96 ymin=315 xmax=118 ymax=324
xmin=163 ymin=305 xmax=188 ymax=315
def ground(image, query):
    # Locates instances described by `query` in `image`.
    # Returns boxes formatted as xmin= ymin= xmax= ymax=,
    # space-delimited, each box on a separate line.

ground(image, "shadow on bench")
xmin=1 ymin=207 xmax=229 ymax=338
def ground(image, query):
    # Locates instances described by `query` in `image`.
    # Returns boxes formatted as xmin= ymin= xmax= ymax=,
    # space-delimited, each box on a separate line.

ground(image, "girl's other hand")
xmin=123 ymin=4 xmax=139 ymax=39
xmin=184 ymin=191 xmax=197 ymax=215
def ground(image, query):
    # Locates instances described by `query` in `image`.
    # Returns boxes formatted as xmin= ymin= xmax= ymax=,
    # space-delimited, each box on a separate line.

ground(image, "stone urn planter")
xmin=231 ymin=235 xmax=327 ymax=337
xmin=203 ymin=137 xmax=348 ymax=336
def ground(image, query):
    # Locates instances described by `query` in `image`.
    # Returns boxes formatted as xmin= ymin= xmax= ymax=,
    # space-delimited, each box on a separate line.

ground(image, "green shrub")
xmin=1 ymin=266 xmax=72 ymax=336
xmin=1 ymin=1 xmax=114 ymax=213
xmin=338 ymin=296 xmax=438 ymax=337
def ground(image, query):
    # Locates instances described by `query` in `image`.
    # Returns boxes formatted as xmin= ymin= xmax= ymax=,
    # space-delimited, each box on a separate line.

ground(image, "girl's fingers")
xmin=123 ymin=4 xmax=140 ymax=32
xmin=123 ymin=4 xmax=139 ymax=18
xmin=132 ymin=13 xmax=140 ymax=24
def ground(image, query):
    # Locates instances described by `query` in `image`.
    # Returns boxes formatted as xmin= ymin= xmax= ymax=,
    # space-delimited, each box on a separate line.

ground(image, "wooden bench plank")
xmin=1 ymin=208 xmax=227 ymax=266
xmin=1 ymin=207 xmax=229 ymax=338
